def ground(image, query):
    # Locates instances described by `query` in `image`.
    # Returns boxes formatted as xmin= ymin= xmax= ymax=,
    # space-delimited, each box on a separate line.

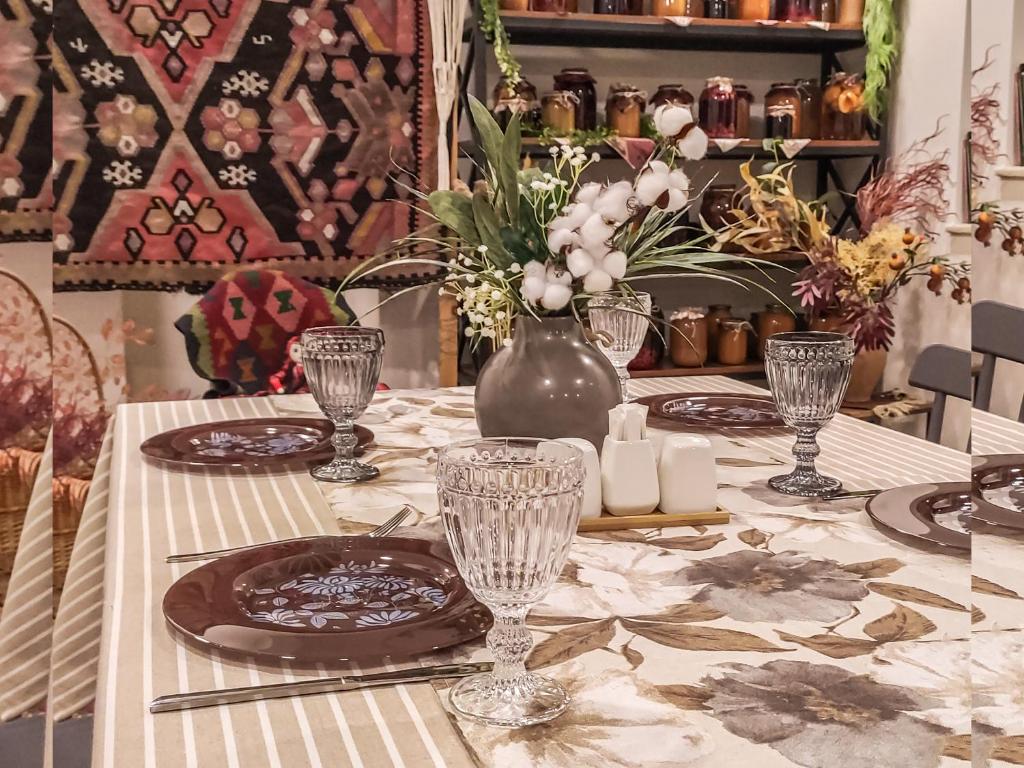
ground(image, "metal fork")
xmin=165 ymin=505 xmax=413 ymax=564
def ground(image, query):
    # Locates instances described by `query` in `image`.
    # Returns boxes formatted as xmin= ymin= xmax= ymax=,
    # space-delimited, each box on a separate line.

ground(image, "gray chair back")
xmin=972 ymin=300 xmax=1024 ymax=421
xmin=908 ymin=344 xmax=972 ymax=443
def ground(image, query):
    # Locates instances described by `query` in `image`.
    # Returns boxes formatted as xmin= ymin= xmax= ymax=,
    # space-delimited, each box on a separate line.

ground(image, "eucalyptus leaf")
xmin=472 ymin=191 xmax=510 ymax=264
xmin=468 ymin=97 xmax=505 ymax=187
xmin=427 ymin=191 xmax=480 ymax=246
xmin=501 ymin=116 xmax=523 ymax=226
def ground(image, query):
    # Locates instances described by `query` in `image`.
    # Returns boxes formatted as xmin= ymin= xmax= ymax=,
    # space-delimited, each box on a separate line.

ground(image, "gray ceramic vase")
xmin=475 ymin=315 xmax=622 ymax=451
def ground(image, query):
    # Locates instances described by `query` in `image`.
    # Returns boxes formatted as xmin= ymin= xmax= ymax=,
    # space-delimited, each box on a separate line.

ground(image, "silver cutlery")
xmin=150 ymin=661 xmax=493 ymax=713
xmin=165 ymin=505 xmax=413 ymax=564
xmin=820 ymin=489 xmax=883 ymax=500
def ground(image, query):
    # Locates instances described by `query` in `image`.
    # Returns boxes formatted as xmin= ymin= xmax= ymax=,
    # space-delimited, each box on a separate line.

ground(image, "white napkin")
xmin=807 ymin=20 xmax=831 ymax=30
xmin=712 ymin=138 xmax=744 ymax=153
xmin=607 ymin=403 xmax=649 ymax=441
xmin=664 ymin=15 xmax=693 ymax=26
xmin=781 ymin=138 xmax=812 ymax=158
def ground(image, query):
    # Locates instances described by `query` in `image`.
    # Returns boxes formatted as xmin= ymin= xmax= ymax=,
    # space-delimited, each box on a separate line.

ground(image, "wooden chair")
xmin=973 ymin=300 xmax=1024 ymax=421
xmin=908 ymin=344 xmax=973 ymax=443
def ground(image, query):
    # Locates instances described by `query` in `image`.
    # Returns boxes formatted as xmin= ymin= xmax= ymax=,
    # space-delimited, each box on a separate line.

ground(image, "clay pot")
xmin=846 ymin=348 xmax=888 ymax=403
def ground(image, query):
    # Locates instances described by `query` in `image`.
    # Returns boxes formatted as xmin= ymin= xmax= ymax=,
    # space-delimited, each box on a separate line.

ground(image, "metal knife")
xmin=150 ymin=661 xmax=492 ymax=714
xmin=821 ymin=488 xmax=883 ymax=500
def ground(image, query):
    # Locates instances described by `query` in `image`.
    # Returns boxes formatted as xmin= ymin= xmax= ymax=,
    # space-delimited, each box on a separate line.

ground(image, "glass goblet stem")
xmin=791 ymin=426 xmax=822 ymax=478
xmin=331 ymin=418 xmax=357 ymax=463
xmin=616 ymin=366 xmax=631 ymax=403
xmin=486 ymin=606 xmax=532 ymax=686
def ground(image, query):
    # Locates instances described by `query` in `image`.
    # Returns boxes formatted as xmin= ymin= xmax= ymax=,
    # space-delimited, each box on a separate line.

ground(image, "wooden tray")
xmin=578 ymin=507 xmax=730 ymax=532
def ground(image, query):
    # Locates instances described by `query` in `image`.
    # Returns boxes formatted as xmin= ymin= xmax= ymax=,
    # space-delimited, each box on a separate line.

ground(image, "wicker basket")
xmin=53 ymin=474 xmax=92 ymax=600
xmin=0 ymin=447 xmax=43 ymax=609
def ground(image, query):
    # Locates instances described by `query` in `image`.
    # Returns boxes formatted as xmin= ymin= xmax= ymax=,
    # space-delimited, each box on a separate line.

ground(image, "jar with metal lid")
xmin=698 ymin=76 xmax=736 ymax=138
xmin=794 ymin=78 xmax=821 ymax=139
xmin=669 ymin=308 xmax=708 ymax=368
xmin=706 ymin=0 xmax=731 ymax=17
xmin=821 ymin=72 xmax=866 ymax=140
xmin=492 ymin=76 xmax=541 ymax=131
xmin=775 ymin=0 xmax=819 ymax=20
xmin=819 ymin=0 xmax=837 ymax=21
xmin=541 ymin=91 xmax=577 ymax=134
xmin=553 ymin=68 xmax=597 ymax=131
xmin=737 ymin=0 xmax=771 ymax=18
xmin=838 ymin=0 xmax=864 ymax=23
xmin=764 ymin=82 xmax=802 ymax=139
xmin=706 ymin=304 xmax=732 ymax=357
xmin=735 ymin=84 xmax=753 ymax=137
xmin=651 ymin=84 xmax=695 ymax=111
xmin=500 ymin=0 xmax=530 ymax=10
xmin=756 ymin=303 xmax=796 ymax=359
xmin=594 ymin=0 xmax=643 ymax=14
xmin=606 ymin=84 xmax=647 ymax=138
xmin=717 ymin=318 xmax=752 ymax=366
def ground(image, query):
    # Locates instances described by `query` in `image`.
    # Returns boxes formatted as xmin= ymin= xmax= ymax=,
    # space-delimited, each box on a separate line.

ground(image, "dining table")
xmin=49 ymin=376 xmax=1024 ymax=768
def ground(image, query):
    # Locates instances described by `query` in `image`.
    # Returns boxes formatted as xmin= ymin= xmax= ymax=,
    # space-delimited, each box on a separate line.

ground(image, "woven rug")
xmin=52 ymin=0 xmax=438 ymax=291
xmin=0 ymin=0 xmax=53 ymax=243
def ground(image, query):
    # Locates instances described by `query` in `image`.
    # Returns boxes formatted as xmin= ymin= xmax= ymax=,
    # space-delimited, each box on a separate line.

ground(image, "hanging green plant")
xmin=863 ymin=0 xmax=899 ymax=123
xmin=479 ymin=0 xmax=522 ymax=86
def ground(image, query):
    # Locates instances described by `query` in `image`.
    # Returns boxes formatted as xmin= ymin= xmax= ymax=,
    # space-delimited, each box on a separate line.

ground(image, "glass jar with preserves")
xmin=492 ymin=76 xmax=541 ymax=131
xmin=734 ymin=84 xmax=753 ymax=137
xmin=775 ymin=0 xmax=818 ymax=20
xmin=819 ymin=0 xmax=837 ymax=21
xmin=500 ymin=0 xmax=530 ymax=10
xmin=699 ymin=76 xmax=736 ymax=138
xmin=594 ymin=0 xmax=643 ymax=14
xmin=541 ymin=91 xmax=577 ymax=134
xmin=737 ymin=0 xmax=770 ymax=18
xmin=756 ymin=303 xmax=796 ymax=359
xmin=701 ymin=185 xmax=737 ymax=229
xmin=606 ymin=84 xmax=646 ymax=138
xmin=651 ymin=84 xmax=695 ymax=110
xmin=717 ymin=319 xmax=751 ymax=366
xmin=706 ymin=0 xmax=731 ymax=17
xmin=821 ymin=72 xmax=866 ymax=140
xmin=530 ymin=0 xmax=568 ymax=11
xmin=553 ymin=68 xmax=597 ymax=131
xmin=706 ymin=304 xmax=732 ymax=357
xmin=838 ymin=0 xmax=864 ymax=24
xmin=794 ymin=78 xmax=821 ymax=139
xmin=764 ymin=83 xmax=802 ymax=140
xmin=669 ymin=308 xmax=708 ymax=368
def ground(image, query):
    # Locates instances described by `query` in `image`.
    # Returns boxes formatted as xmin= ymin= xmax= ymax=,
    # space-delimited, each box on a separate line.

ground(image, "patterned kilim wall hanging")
xmin=0 ymin=0 xmax=52 ymax=243
xmin=51 ymin=0 xmax=438 ymax=291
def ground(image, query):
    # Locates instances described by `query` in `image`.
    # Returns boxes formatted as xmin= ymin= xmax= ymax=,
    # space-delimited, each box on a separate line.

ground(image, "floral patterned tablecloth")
xmin=272 ymin=376 xmax=1024 ymax=768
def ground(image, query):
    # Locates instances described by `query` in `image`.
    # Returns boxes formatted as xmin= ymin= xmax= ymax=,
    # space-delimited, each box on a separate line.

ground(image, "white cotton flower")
xmin=676 ymin=126 xmax=709 ymax=161
xmin=566 ymin=248 xmax=595 ymax=278
xmin=575 ymin=182 xmax=603 ymax=207
xmin=653 ymin=104 xmax=695 ymax=139
xmin=593 ymin=181 xmax=634 ymax=223
xmin=524 ymin=260 xmax=546 ymax=277
xmin=546 ymin=266 xmax=573 ymax=286
xmin=583 ymin=268 xmax=613 ymax=293
xmin=603 ymin=250 xmax=628 ymax=280
xmin=522 ymin=274 xmax=547 ymax=302
xmin=580 ymin=212 xmax=614 ymax=249
xmin=559 ymin=202 xmax=593 ymax=230
xmin=635 ymin=160 xmax=690 ymax=211
xmin=541 ymin=283 xmax=573 ymax=311
xmin=548 ymin=225 xmax=577 ymax=253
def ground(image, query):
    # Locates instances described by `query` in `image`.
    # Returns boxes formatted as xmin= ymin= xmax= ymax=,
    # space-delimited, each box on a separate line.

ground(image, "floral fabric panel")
xmin=52 ymin=0 xmax=438 ymax=291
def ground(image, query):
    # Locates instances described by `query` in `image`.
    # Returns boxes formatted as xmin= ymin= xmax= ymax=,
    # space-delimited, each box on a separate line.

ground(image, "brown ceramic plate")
xmin=140 ymin=418 xmax=372 ymax=469
xmin=163 ymin=536 xmax=492 ymax=663
xmin=865 ymin=482 xmax=971 ymax=550
xmin=972 ymin=454 xmax=1024 ymax=529
xmin=637 ymin=392 xmax=786 ymax=431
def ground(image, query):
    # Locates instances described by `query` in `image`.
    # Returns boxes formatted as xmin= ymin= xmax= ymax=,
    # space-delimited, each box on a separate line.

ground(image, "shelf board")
xmin=499 ymin=11 xmax=866 ymax=53
xmin=630 ymin=361 xmax=764 ymax=378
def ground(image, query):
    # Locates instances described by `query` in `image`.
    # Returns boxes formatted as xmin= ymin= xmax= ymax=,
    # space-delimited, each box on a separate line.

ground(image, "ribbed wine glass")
xmin=436 ymin=438 xmax=584 ymax=728
xmin=764 ymin=332 xmax=854 ymax=496
xmin=301 ymin=326 xmax=384 ymax=483
xmin=587 ymin=292 xmax=652 ymax=402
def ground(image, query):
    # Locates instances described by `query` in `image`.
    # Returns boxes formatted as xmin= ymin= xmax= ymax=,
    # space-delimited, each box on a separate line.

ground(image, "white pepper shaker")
xmin=554 ymin=438 xmax=602 ymax=519
xmin=658 ymin=434 xmax=717 ymax=515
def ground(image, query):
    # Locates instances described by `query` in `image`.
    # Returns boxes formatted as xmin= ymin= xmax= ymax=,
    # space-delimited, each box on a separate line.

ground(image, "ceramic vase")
xmin=475 ymin=316 xmax=622 ymax=451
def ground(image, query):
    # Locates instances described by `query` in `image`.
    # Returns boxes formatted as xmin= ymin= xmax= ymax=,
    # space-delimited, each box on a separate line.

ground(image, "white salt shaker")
xmin=601 ymin=404 xmax=659 ymax=516
xmin=658 ymin=434 xmax=717 ymax=515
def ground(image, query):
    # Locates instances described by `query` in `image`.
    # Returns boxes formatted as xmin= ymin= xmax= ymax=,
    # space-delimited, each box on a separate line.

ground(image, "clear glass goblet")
xmin=587 ymin=291 xmax=652 ymax=403
xmin=436 ymin=438 xmax=584 ymax=728
xmin=301 ymin=326 xmax=384 ymax=483
xmin=765 ymin=331 xmax=854 ymax=496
